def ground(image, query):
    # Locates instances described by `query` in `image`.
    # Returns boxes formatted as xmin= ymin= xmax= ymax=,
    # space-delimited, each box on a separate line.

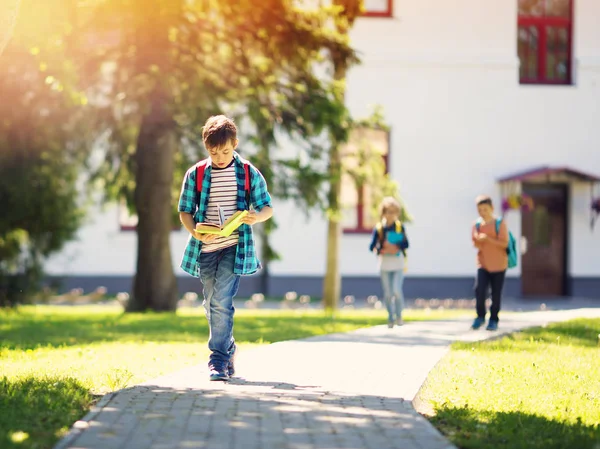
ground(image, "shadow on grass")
xmin=0 ymin=376 xmax=93 ymax=449
xmin=453 ymin=318 xmax=600 ymax=351
xmin=0 ymin=310 xmax=385 ymax=351
xmin=429 ymin=405 xmax=600 ymax=449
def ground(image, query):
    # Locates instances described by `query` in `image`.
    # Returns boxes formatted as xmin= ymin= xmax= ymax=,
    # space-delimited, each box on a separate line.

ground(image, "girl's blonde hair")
xmin=379 ymin=196 xmax=402 ymax=219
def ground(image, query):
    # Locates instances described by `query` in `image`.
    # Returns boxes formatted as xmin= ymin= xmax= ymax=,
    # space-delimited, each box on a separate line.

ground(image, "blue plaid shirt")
xmin=178 ymin=152 xmax=272 ymax=277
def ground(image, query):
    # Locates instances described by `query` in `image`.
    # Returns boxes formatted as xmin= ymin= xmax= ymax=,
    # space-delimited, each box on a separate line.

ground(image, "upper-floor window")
xmin=341 ymin=127 xmax=390 ymax=233
xmin=363 ymin=0 xmax=393 ymax=17
xmin=518 ymin=0 xmax=573 ymax=85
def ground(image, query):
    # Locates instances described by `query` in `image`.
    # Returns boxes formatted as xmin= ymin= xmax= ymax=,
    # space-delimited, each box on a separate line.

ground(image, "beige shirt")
xmin=472 ymin=218 xmax=509 ymax=272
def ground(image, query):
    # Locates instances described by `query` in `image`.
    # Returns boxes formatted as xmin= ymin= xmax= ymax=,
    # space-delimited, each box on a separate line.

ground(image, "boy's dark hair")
xmin=476 ymin=195 xmax=493 ymax=207
xmin=202 ymin=115 xmax=237 ymax=149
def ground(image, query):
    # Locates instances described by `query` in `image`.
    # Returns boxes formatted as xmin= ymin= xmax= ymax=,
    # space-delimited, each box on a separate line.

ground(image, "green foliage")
xmin=351 ymin=104 xmax=390 ymax=131
xmin=69 ymin=0 xmax=357 ymax=291
xmin=0 ymin=44 xmax=87 ymax=307
xmin=2 ymin=0 xmax=360 ymax=307
xmin=77 ymin=0 xmax=356 ymax=215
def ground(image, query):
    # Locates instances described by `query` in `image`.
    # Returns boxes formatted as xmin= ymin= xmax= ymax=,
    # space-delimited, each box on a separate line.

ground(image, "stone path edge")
xmin=54 ymin=392 xmax=117 ymax=449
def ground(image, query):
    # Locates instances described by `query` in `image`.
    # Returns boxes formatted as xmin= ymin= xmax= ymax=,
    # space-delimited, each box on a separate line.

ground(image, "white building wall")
xmin=46 ymin=0 xmax=600 ymax=282
xmin=45 ymin=203 xmax=191 ymax=277
xmin=270 ymin=0 xmax=600 ymax=279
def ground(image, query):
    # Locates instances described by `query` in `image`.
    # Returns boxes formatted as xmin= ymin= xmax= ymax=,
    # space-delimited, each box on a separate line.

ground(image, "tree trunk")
xmin=322 ymin=173 xmax=342 ymax=311
xmin=322 ymin=62 xmax=347 ymax=312
xmin=125 ymin=0 xmax=180 ymax=312
xmin=128 ymin=88 xmax=178 ymax=312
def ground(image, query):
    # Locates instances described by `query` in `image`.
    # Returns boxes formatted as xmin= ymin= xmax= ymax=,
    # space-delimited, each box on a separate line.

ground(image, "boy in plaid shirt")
xmin=178 ymin=115 xmax=273 ymax=381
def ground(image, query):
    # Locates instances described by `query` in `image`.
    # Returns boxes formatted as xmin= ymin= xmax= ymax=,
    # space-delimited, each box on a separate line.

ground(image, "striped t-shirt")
xmin=201 ymin=161 xmax=240 ymax=253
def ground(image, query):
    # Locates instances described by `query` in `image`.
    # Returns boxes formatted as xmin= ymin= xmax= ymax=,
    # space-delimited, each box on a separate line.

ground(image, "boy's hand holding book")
xmin=194 ymin=227 xmax=217 ymax=243
xmin=194 ymin=207 xmax=249 ymax=238
xmin=240 ymin=210 xmax=258 ymax=225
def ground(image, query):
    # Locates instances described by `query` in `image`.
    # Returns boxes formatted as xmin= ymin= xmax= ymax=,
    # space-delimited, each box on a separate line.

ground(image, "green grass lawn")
xmin=418 ymin=318 xmax=600 ymax=449
xmin=0 ymin=304 xmax=466 ymax=449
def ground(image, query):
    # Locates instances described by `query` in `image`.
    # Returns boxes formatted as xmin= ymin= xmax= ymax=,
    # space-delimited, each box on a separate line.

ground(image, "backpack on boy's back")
xmin=195 ymin=157 xmax=252 ymax=207
xmin=475 ymin=217 xmax=518 ymax=269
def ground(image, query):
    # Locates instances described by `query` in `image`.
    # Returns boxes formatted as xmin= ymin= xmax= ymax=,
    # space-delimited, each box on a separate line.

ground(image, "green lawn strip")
xmin=0 ymin=377 xmax=93 ymax=449
xmin=0 ymin=305 xmax=469 ymax=351
xmin=417 ymin=318 xmax=600 ymax=449
xmin=0 ymin=305 xmax=468 ymax=449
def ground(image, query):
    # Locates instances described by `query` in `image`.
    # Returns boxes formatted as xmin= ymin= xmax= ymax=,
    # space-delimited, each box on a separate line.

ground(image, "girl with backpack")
xmin=369 ymin=197 xmax=410 ymax=328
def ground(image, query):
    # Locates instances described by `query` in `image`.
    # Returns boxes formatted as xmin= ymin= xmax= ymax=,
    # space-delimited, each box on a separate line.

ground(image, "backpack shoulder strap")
xmin=234 ymin=155 xmax=252 ymax=186
xmin=195 ymin=158 xmax=210 ymax=208
xmin=195 ymin=157 xmax=252 ymax=207
xmin=195 ymin=158 xmax=210 ymax=193
xmin=495 ymin=217 xmax=502 ymax=236
xmin=376 ymin=222 xmax=384 ymax=242
xmin=243 ymin=161 xmax=251 ymax=206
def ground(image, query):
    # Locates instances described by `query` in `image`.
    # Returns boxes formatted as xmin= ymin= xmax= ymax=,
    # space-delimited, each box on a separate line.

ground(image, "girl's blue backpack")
xmin=476 ymin=217 xmax=518 ymax=269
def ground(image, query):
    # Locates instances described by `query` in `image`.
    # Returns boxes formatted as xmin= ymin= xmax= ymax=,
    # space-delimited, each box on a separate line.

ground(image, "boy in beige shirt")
xmin=471 ymin=195 xmax=508 ymax=331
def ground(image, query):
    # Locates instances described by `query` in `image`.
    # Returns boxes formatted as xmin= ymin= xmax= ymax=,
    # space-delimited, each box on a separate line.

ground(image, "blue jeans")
xmin=380 ymin=270 xmax=405 ymax=322
xmin=199 ymin=245 xmax=240 ymax=368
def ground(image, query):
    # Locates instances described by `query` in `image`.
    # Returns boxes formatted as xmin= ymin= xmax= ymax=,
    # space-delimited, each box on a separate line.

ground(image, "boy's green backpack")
xmin=476 ymin=217 xmax=518 ymax=269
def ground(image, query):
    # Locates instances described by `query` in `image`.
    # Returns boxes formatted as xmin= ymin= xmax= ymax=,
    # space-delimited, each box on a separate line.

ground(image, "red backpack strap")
xmin=195 ymin=158 xmax=210 ymax=208
xmin=243 ymin=161 xmax=251 ymax=207
xmin=195 ymin=158 xmax=210 ymax=193
xmin=196 ymin=157 xmax=252 ymax=208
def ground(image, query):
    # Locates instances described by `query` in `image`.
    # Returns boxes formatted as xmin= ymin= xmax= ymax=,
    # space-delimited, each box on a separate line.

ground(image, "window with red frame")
xmin=363 ymin=0 xmax=393 ymax=17
xmin=518 ymin=0 xmax=573 ymax=85
xmin=340 ymin=128 xmax=390 ymax=233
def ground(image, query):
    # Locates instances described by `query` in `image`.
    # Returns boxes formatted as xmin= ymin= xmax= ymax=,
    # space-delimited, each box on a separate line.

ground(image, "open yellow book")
xmin=195 ymin=206 xmax=248 ymax=237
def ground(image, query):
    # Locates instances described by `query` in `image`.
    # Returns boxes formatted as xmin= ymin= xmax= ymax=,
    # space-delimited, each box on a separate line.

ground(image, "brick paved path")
xmin=54 ymin=308 xmax=600 ymax=449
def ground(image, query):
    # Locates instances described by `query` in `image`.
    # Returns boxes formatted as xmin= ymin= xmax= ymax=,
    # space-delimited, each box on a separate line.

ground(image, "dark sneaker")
xmin=387 ymin=321 xmax=394 ymax=329
xmin=471 ymin=317 xmax=485 ymax=330
xmin=486 ymin=320 xmax=498 ymax=331
xmin=209 ymin=363 xmax=229 ymax=382
xmin=227 ymin=345 xmax=237 ymax=377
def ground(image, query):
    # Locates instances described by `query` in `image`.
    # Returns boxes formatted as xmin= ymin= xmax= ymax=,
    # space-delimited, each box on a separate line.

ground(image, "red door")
xmin=521 ymin=184 xmax=568 ymax=296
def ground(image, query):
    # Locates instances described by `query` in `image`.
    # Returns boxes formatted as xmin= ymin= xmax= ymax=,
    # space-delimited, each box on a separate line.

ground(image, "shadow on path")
xmin=57 ymin=383 xmax=448 ymax=449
